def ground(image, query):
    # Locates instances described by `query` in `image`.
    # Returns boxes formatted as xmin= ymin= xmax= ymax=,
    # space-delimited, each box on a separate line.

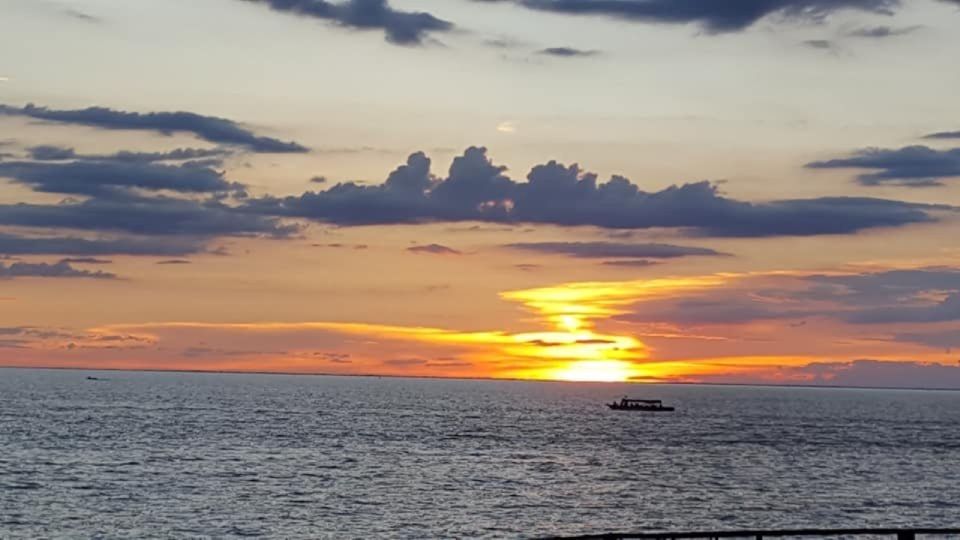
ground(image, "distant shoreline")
xmin=1 ymin=364 xmax=958 ymax=392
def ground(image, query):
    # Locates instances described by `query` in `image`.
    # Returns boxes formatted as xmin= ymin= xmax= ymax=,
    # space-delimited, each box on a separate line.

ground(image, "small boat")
xmin=607 ymin=397 xmax=674 ymax=412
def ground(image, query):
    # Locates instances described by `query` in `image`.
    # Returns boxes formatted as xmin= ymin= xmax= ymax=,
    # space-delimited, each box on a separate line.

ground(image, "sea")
xmin=1 ymin=368 xmax=959 ymax=539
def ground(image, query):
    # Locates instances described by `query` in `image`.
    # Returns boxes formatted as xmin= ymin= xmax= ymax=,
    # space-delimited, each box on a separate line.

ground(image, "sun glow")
xmin=550 ymin=360 xmax=638 ymax=382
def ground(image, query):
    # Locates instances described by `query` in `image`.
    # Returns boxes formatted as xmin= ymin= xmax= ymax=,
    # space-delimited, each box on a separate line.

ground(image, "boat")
xmin=607 ymin=397 xmax=674 ymax=411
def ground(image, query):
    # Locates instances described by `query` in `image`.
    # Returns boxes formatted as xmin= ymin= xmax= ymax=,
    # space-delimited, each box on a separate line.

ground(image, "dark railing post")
xmin=897 ymin=533 xmax=915 ymax=540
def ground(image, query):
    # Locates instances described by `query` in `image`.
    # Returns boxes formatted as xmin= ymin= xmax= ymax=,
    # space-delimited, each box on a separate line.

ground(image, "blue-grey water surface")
xmin=2 ymin=368 xmax=959 ymax=539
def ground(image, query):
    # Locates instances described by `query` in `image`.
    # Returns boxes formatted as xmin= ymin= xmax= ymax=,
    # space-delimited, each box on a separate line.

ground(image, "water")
xmin=1 ymin=368 xmax=959 ymax=539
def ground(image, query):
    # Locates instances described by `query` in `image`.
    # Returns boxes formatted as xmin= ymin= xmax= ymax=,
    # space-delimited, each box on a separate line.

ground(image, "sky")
xmin=2 ymin=0 xmax=960 ymax=387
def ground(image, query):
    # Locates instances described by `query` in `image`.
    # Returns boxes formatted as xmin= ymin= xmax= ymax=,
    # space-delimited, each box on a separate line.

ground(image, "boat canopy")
xmin=620 ymin=399 xmax=663 ymax=404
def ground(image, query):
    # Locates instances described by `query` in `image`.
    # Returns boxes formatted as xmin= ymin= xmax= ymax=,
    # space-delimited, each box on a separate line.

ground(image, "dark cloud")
xmin=156 ymin=259 xmax=192 ymax=265
xmin=245 ymin=146 xmax=946 ymax=237
xmin=27 ymin=145 xmax=231 ymax=164
xmin=505 ymin=241 xmax=723 ymax=259
xmin=806 ymin=268 xmax=960 ymax=304
xmin=314 ymin=242 xmax=369 ymax=249
xmin=0 ymin=196 xmax=297 ymax=238
xmin=0 ymin=103 xmax=307 ymax=153
xmin=602 ymin=259 xmax=660 ymax=268
xmin=310 ymin=176 xmax=329 ymax=184
xmin=620 ymin=295 xmax=815 ymax=325
xmin=407 ymin=244 xmax=462 ymax=255
xmin=793 ymin=359 xmax=960 ymax=390
xmin=0 ymin=260 xmax=116 ymax=279
xmin=693 ymin=359 xmax=960 ymax=389
xmin=612 ymin=267 xmax=960 ymax=329
xmin=803 ymin=39 xmax=834 ymax=49
xmin=806 ymin=145 xmax=960 ymax=187
xmin=846 ymin=24 xmax=922 ymax=37
xmin=0 ymin=233 xmax=204 ymax=256
xmin=924 ymin=131 xmax=960 ymax=140
xmin=473 ymin=0 xmax=902 ymax=33
xmin=894 ymin=330 xmax=960 ymax=350
xmin=846 ymin=293 xmax=960 ymax=324
xmin=238 ymin=0 xmax=453 ymax=45
xmin=0 ymin=160 xmax=242 ymax=197
xmin=538 ymin=47 xmax=599 ymax=57
xmin=59 ymin=257 xmax=112 ymax=265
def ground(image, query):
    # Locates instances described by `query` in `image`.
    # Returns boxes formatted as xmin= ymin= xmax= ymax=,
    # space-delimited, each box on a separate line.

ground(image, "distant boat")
xmin=86 ymin=376 xmax=104 ymax=381
xmin=607 ymin=397 xmax=674 ymax=412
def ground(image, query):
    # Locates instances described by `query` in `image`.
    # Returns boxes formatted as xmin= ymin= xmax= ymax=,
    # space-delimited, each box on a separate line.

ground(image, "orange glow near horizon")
xmin=14 ymin=271 xmax=944 ymax=384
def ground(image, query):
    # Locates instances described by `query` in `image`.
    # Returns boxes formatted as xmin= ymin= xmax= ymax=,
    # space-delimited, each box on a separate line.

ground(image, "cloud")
xmin=846 ymin=24 xmax=922 ymax=37
xmin=846 ymin=293 xmax=960 ymax=324
xmin=59 ymin=257 xmax=112 ymax=265
xmin=0 ymin=233 xmax=205 ymax=256
xmin=612 ymin=267 xmax=960 ymax=328
xmin=505 ymin=241 xmax=724 ymax=259
xmin=0 ymin=103 xmax=307 ymax=153
xmin=472 ymin=0 xmax=903 ymax=33
xmin=0 ymin=160 xmax=243 ymax=197
xmin=806 ymin=145 xmax=960 ymax=186
xmin=690 ymin=358 xmax=960 ymax=389
xmin=238 ymin=0 xmax=453 ymax=45
xmin=245 ymin=146 xmax=946 ymax=237
xmin=894 ymin=329 xmax=960 ymax=350
xmin=620 ymin=294 xmax=815 ymax=325
xmin=156 ymin=259 xmax=192 ymax=265
xmin=602 ymin=259 xmax=660 ymax=268
xmin=0 ymin=260 xmax=116 ymax=279
xmin=792 ymin=359 xmax=960 ymax=390
xmin=407 ymin=244 xmax=462 ymax=255
xmin=0 ymin=196 xmax=297 ymax=238
xmin=924 ymin=131 xmax=960 ymax=140
xmin=803 ymin=39 xmax=835 ymax=50
xmin=538 ymin=47 xmax=599 ymax=57
xmin=26 ymin=145 xmax=231 ymax=164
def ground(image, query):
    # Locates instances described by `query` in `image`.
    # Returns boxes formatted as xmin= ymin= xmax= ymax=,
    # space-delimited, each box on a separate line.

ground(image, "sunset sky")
xmin=3 ymin=0 xmax=960 ymax=387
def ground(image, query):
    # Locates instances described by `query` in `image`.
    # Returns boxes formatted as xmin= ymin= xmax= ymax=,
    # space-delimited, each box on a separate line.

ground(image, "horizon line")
xmin=1 ymin=365 xmax=958 ymax=392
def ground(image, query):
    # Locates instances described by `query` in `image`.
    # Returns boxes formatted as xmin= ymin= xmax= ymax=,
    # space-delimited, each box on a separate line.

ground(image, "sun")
xmin=552 ymin=360 xmax=636 ymax=382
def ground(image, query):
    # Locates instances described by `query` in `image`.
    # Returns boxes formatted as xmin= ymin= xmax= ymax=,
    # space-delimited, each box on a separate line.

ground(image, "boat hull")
xmin=607 ymin=404 xmax=674 ymax=412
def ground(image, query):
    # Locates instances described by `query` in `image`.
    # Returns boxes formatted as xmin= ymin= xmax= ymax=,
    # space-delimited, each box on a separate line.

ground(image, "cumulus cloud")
xmin=237 ymin=0 xmax=453 ymax=45
xmin=471 ymin=0 xmax=903 ymax=33
xmin=245 ymin=146 xmax=946 ymax=237
xmin=0 ymin=260 xmax=116 ymax=279
xmin=0 ymin=103 xmax=307 ymax=153
xmin=505 ymin=241 xmax=723 ymax=259
xmin=806 ymin=145 xmax=960 ymax=186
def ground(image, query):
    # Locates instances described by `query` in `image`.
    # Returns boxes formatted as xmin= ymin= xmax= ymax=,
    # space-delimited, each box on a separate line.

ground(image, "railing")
xmin=542 ymin=528 xmax=960 ymax=540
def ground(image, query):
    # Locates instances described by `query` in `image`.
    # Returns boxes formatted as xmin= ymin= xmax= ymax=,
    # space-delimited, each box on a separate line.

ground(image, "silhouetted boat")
xmin=608 ymin=398 xmax=674 ymax=412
